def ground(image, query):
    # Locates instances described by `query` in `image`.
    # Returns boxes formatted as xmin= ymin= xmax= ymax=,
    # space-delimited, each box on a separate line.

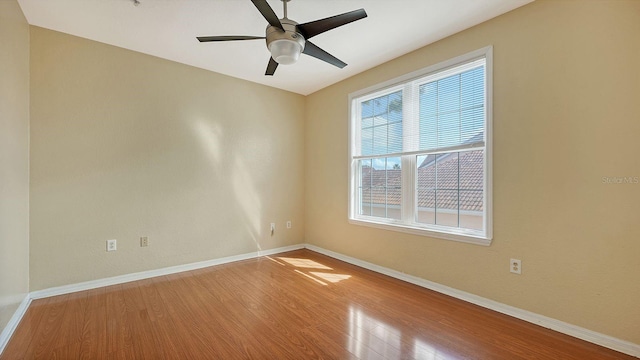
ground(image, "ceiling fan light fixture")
xmin=268 ymin=39 xmax=303 ymax=65
xmin=197 ymin=0 xmax=368 ymax=75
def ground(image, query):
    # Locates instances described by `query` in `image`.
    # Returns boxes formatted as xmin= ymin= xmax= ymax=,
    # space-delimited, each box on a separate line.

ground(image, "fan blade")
xmin=297 ymin=9 xmax=367 ymax=39
xmin=251 ymin=0 xmax=284 ymax=31
xmin=302 ymin=41 xmax=347 ymax=69
xmin=265 ymin=57 xmax=278 ymax=76
xmin=197 ymin=36 xmax=265 ymax=42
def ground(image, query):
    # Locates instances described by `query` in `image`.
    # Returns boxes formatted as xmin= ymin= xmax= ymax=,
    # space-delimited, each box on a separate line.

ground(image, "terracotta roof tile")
xmin=361 ymin=151 xmax=483 ymax=211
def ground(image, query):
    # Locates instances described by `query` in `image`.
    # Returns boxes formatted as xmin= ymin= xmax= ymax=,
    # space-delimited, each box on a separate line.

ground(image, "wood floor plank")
xmin=210 ymin=264 xmax=331 ymax=359
xmin=182 ymin=270 xmax=308 ymax=359
xmin=150 ymin=275 xmax=244 ymax=359
xmin=224 ymin=261 xmax=321 ymax=329
xmin=1 ymin=249 xmax=635 ymax=360
xmin=3 ymin=297 xmax=54 ymax=360
xmin=23 ymin=295 xmax=71 ymax=360
xmin=118 ymin=284 xmax=163 ymax=360
xmin=103 ymin=285 xmax=133 ymax=356
xmin=77 ymin=287 xmax=108 ymax=360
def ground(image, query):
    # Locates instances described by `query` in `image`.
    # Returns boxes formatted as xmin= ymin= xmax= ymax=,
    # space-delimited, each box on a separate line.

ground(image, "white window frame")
xmin=348 ymin=46 xmax=493 ymax=246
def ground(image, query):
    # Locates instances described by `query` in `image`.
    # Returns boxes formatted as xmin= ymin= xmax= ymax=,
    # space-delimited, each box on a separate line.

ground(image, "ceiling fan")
xmin=197 ymin=0 xmax=367 ymax=76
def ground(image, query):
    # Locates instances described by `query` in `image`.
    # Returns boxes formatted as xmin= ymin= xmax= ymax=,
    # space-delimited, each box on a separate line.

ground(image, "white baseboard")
xmin=6 ymin=243 xmax=637 ymax=358
xmin=0 ymin=294 xmax=31 ymax=356
xmin=30 ymin=244 xmax=304 ymax=299
xmin=304 ymin=244 xmax=640 ymax=358
xmin=1 ymin=244 xmax=305 ymax=356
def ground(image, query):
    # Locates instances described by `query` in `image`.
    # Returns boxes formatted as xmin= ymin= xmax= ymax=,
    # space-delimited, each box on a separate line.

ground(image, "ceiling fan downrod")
xmin=282 ymin=0 xmax=290 ymax=19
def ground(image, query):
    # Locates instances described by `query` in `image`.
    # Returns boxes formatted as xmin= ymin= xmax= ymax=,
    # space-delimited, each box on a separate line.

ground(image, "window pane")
xmin=388 ymin=91 xmax=403 ymax=122
xmin=416 ymin=189 xmax=435 ymax=224
xmin=361 ymin=127 xmax=373 ymax=156
xmin=437 ymin=112 xmax=460 ymax=148
xmin=386 ymin=157 xmax=402 ymax=220
xmin=416 ymin=155 xmax=436 ymax=224
xmin=360 ymin=91 xmax=403 ymax=156
xmin=459 ymin=150 xmax=484 ymax=194
xmin=460 ymin=107 xmax=484 ymax=143
xmin=373 ymin=126 xmax=388 ymax=154
xmin=459 ymin=190 xmax=483 ymax=230
xmin=435 ymin=190 xmax=458 ymax=227
xmin=419 ymin=115 xmax=437 ymax=150
xmin=388 ymin=121 xmax=403 ymax=154
xmin=436 ymin=153 xmax=459 ymax=190
xmin=434 ymin=153 xmax=459 ymax=227
xmin=460 ymin=66 xmax=485 ymax=109
xmin=362 ymin=116 xmax=373 ymax=129
xmin=416 ymin=151 xmax=484 ymax=231
xmin=419 ymin=83 xmax=437 ymax=116
xmin=357 ymin=158 xmax=401 ymax=220
xmin=359 ymin=159 xmax=372 ymax=216
xmin=459 ymin=150 xmax=484 ymax=231
xmin=419 ymin=65 xmax=485 ymax=151
xmin=362 ymin=99 xmax=373 ymax=119
xmin=373 ymin=95 xmax=388 ymax=126
xmin=437 ymin=75 xmax=460 ymax=113
xmin=371 ymin=186 xmax=386 ymax=217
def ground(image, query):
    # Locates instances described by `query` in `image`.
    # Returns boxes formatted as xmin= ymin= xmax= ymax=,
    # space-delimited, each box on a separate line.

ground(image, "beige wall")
xmin=13 ymin=0 xmax=640 ymax=348
xmin=29 ymin=27 xmax=305 ymax=290
xmin=305 ymin=0 xmax=640 ymax=344
xmin=0 ymin=0 xmax=30 ymax=333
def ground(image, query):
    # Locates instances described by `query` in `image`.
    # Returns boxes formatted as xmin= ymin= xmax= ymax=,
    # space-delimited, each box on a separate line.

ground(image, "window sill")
xmin=348 ymin=218 xmax=492 ymax=246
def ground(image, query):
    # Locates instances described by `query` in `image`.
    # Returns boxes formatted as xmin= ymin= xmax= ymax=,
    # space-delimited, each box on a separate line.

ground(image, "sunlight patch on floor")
xmin=265 ymin=256 xmax=286 ymax=266
xmin=294 ymin=269 xmax=327 ymax=286
xmin=309 ymin=272 xmax=351 ymax=284
xmin=278 ymin=257 xmax=333 ymax=270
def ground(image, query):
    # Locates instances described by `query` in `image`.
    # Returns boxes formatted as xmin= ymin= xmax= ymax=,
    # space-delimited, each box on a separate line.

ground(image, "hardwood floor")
xmin=1 ymin=249 xmax=634 ymax=359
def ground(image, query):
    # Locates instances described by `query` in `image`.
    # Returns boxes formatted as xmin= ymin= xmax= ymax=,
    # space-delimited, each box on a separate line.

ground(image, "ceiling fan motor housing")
xmin=266 ymin=19 xmax=305 ymax=65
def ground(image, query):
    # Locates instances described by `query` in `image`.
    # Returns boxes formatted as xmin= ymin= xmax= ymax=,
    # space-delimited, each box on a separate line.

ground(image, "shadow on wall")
xmin=193 ymin=118 xmax=263 ymax=250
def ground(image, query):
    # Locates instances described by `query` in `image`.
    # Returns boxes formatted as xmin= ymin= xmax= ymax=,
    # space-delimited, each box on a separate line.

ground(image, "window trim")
xmin=348 ymin=46 xmax=493 ymax=246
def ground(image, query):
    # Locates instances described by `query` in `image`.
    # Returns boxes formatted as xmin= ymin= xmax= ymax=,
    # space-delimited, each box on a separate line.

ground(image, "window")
xmin=349 ymin=47 xmax=492 ymax=245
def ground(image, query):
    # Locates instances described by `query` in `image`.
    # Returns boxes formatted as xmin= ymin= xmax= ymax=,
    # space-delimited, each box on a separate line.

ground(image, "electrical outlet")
xmin=270 ymin=223 xmax=275 ymax=236
xmin=106 ymin=239 xmax=117 ymax=252
xmin=286 ymin=221 xmax=292 ymax=229
xmin=140 ymin=236 xmax=149 ymax=247
xmin=510 ymin=258 xmax=522 ymax=274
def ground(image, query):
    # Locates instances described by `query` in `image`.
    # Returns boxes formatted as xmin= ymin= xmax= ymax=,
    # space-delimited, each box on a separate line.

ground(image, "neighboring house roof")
xmin=361 ymin=168 xmax=402 ymax=207
xmin=418 ymin=131 xmax=485 ymax=169
xmin=361 ymin=150 xmax=483 ymax=211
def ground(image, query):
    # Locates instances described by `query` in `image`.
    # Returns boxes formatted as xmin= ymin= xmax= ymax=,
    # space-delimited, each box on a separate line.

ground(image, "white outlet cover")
xmin=107 ymin=239 xmax=117 ymax=252
xmin=510 ymin=258 xmax=522 ymax=274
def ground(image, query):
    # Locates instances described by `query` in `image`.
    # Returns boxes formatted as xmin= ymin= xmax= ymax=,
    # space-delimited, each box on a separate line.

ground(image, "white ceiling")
xmin=17 ymin=0 xmax=532 ymax=95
